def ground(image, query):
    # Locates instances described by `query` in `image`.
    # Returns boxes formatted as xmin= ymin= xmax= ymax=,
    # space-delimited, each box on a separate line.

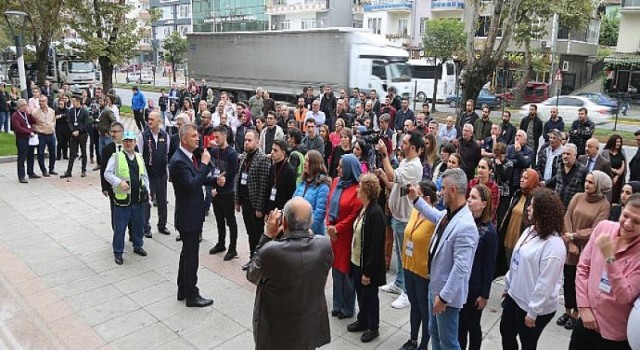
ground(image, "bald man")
xmin=142 ymin=111 xmax=171 ymax=237
xmin=506 ymin=130 xmax=535 ymax=190
xmin=247 ymin=197 xmax=332 ymax=350
xmin=578 ymin=138 xmax=612 ymax=177
xmin=543 ymin=106 xmax=565 ymax=143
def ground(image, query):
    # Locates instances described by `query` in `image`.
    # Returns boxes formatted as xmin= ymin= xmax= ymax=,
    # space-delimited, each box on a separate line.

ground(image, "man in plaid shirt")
xmin=235 ymin=129 xmax=272 ymax=271
xmin=543 ymin=143 xmax=587 ymax=209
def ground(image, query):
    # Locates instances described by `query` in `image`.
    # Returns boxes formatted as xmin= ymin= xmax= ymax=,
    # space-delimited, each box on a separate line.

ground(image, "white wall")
xmin=617 ymin=12 xmax=640 ymax=53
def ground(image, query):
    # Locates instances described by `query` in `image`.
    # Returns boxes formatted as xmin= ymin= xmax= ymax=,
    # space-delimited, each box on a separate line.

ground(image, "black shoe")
xmin=204 ymin=210 xmax=210 ymax=217
xmin=42 ymin=171 xmax=50 ymax=177
xmin=223 ymin=249 xmax=237 ymax=261
xmin=93 ymin=165 xmax=100 ymax=171
xmin=337 ymin=312 xmax=351 ymax=320
xmin=158 ymin=227 xmax=171 ymax=235
xmin=81 ymin=171 xmax=86 ymax=178
xmin=114 ymin=254 xmax=123 ymax=265
xmin=400 ymin=339 xmax=418 ymax=350
xmin=56 ymin=155 xmax=61 ymax=161
xmin=360 ymin=329 xmax=379 ymax=343
xmin=177 ymin=291 xmax=185 ymax=301
xmin=556 ymin=313 xmax=570 ymax=326
xmin=347 ymin=321 xmax=367 ymax=333
xmin=19 ymin=178 xmax=28 ymax=184
xmin=28 ymin=174 xmax=41 ymax=179
xmin=564 ymin=317 xmax=578 ymax=330
xmin=129 ymin=234 xmax=134 ymax=242
xmin=331 ymin=310 xmax=339 ymax=317
xmin=63 ymin=156 xmax=68 ymax=160
xmin=49 ymin=170 xmax=58 ymax=175
xmin=242 ymin=261 xmax=251 ymax=271
xmin=133 ymin=248 xmax=147 ymax=257
xmin=60 ymin=172 xmax=72 ymax=178
xmin=144 ymin=230 xmax=152 ymax=238
xmin=209 ymin=244 xmax=226 ymax=254
xmin=176 ymin=235 xmax=182 ymax=241
xmin=199 ymin=234 xmax=202 ymax=243
xmin=186 ymin=296 xmax=213 ymax=308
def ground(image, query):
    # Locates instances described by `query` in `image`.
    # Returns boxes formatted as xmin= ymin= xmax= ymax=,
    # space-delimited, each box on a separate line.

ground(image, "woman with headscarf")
xmin=610 ymin=181 xmax=640 ymax=221
xmin=496 ymin=168 xmax=539 ymax=276
xmin=326 ymin=154 xmax=363 ymax=319
xmin=556 ymin=171 xmax=612 ymax=330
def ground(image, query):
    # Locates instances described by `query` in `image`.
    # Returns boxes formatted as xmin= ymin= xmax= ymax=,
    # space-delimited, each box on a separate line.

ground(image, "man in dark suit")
xmin=61 ymin=96 xmax=90 ymax=178
xmin=169 ymin=123 xmax=214 ymax=307
xmin=578 ymin=138 xmax=612 ymax=178
xmin=86 ymin=81 xmax=97 ymax=101
xmin=40 ymin=80 xmax=54 ymax=107
xmin=142 ymin=111 xmax=171 ymax=238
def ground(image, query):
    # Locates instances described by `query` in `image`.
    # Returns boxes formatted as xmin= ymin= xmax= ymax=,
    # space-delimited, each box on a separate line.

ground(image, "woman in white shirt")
xmin=500 ymin=188 xmax=567 ymax=350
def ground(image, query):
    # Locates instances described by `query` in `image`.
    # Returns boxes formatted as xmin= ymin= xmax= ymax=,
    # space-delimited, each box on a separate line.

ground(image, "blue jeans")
xmin=405 ymin=270 xmax=430 ymax=348
xmin=98 ymin=134 xmax=112 ymax=158
xmin=332 ymin=267 xmax=355 ymax=317
xmin=429 ymin=286 xmax=461 ymax=350
xmin=391 ymin=217 xmax=408 ymax=291
xmin=37 ymin=133 xmax=56 ymax=173
xmin=112 ymin=202 xmax=144 ymax=254
xmin=0 ymin=111 xmax=8 ymax=132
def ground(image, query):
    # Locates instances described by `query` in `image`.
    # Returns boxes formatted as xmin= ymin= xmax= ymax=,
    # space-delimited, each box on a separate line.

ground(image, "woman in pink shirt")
xmin=570 ymin=193 xmax=640 ymax=350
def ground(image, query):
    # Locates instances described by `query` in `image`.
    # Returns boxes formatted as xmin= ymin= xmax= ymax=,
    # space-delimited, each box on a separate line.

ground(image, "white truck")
xmin=408 ymin=58 xmax=458 ymax=103
xmin=8 ymin=58 xmax=100 ymax=88
xmin=187 ymin=27 xmax=413 ymax=103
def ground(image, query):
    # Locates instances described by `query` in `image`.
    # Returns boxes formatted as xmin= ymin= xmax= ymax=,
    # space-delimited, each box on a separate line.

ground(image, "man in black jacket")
xmin=142 ymin=112 xmax=171 ymax=238
xmin=0 ymin=82 xmax=9 ymax=132
xmin=457 ymin=99 xmax=479 ymax=135
xmin=61 ymin=96 xmax=89 ymax=178
xmin=320 ymin=85 xmax=337 ymax=131
xmin=266 ymin=139 xmax=296 ymax=214
xmin=519 ymin=104 xmax=543 ymax=164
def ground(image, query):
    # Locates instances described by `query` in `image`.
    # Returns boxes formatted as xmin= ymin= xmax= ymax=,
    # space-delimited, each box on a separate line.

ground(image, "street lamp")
xmin=4 ymin=10 xmax=29 ymax=99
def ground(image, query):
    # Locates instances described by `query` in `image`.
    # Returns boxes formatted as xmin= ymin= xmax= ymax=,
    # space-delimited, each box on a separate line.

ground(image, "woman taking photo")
xmin=329 ymin=127 xmax=353 ymax=178
xmin=460 ymin=184 xmax=498 ymax=350
xmin=467 ymin=158 xmax=500 ymax=224
xmin=557 ymin=171 xmax=611 ymax=330
xmin=346 ymin=172 xmax=386 ymax=343
xmin=399 ymin=180 xmax=438 ymax=350
xmin=500 ymin=188 xmax=566 ymax=350
xmin=326 ymin=154 xmax=363 ymax=319
xmin=610 ymin=181 xmax=640 ymax=221
xmin=603 ymin=134 xmax=626 ymax=205
xmin=293 ymin=150 xmax=331 ymax=235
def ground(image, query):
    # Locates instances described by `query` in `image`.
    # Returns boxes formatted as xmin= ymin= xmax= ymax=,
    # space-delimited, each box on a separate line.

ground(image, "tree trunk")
xmin=431 ymin=61 xmax=441 ymax=113
xmin=171 ymin=62 xmax=176 ymax=83
xmin=459 ymin=62 xmax=495 ymax=122
xmin=514 ymin=40 xmax=532 ymax=107
xmin=99 ymin=56 xmax=114 ymax=92
xmin=34 ymin=43 xmax=50 ymax=85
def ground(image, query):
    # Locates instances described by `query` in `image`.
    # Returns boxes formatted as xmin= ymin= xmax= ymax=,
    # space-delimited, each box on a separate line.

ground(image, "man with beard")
xmin=500 ymin=111 xmax=516 ymax=145
xmin=457 ymin=123 xmax=482 ymax=182
xmin=335 ymin=99 xmax=352 ymax=127
xmin=568 ymin=108 xmax=595 ymax=157
xmin=519 ymin=104 xmax=543 ymax=164
xmin=249 ymin=87 xmax=264 ymax=118
xmin=413 ymin=112 xmax=428 ymax=137
xmin=543 ymin=106 xmax=564 ymax=143
xmin=320 ymin=85 xmax=337 ymax=131
xmin=294 ymin=97 xmax=308 ymax=132
xmin=543 ymin=143 xmax=587 ymax=209
xmin=379 ymin=96 xmax=397 ymax=130
xmin=473 ymin=106 xmax=492 ymax=143
xmin=457 ymin=99 xmax=479 ymax=135
xmin=260 ymin=111 xmax=285 ymax=156
xmin=266 ymin=139 xmax=297 ymax=213
xmin=395 ymin=97 xmax=415 ymax=132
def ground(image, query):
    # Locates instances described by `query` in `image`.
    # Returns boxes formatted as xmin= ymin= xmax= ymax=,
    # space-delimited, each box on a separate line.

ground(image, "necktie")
xmin=588 ymin=158 xmax=594 ymax=171
xmin=192 ymin=155 xmax=199 ymax=169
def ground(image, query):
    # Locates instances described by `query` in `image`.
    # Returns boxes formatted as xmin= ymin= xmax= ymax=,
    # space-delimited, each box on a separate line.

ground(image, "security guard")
xmin=105 ymin=130 xmax=151 ymax=265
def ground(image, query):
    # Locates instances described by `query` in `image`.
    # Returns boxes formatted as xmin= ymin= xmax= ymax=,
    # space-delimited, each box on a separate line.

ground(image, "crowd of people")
xmin=7 ymin=79 xmax=640 ymax=349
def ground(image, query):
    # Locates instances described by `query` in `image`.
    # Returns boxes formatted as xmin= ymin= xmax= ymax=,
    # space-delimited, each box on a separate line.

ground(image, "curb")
xmin=0 ymin=155 xmax=17 ymax=164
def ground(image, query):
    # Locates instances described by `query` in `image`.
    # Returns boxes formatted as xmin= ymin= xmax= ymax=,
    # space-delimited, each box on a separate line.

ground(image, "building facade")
xmin=192 ymin=0 xmax=268 ymax=33
xmin=266 ymin=0 xmax=353 ymax=31
xmin=150 ymin=0 xmax=192 ymax=62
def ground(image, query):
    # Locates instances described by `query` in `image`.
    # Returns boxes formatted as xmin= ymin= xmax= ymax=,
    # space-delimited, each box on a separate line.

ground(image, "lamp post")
xmin=4 ymin=10 xmax=29 ymax=99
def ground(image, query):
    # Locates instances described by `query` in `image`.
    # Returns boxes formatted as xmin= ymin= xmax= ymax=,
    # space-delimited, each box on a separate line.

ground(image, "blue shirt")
xmin=131 ymin=90 xmax=146 ymax=111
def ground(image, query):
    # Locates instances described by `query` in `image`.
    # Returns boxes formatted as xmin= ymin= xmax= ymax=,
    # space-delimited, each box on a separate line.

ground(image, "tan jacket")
xmin=33 ymin=107 xmax=55 ymax=135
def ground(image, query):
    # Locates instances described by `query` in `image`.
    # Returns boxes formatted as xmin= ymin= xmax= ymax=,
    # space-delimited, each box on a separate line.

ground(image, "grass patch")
xmin=0 ymin=133 xmax=17 ymax=156
xmin=593 ymin=128 xmax=636 ymax=145
xmin=120 ymin=105 xmax=132 ymax=114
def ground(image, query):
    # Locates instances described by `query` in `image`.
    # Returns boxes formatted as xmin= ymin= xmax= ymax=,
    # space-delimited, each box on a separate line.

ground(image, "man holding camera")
xmin=375 ymin=132 xmax=423 ymax=309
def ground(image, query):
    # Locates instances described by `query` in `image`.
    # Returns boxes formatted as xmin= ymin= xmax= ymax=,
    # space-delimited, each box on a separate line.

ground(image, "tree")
xmin=0 ymin=0 xmax=66 ymax=84
xmin=599 ymin=9 xmax=620 ymax=47
xmin=422 ymin=18 xmax=466 ymax=112
xmin=163 ymin=31 xmax=187 ymax=84
xmin=461 ymin=0 xmax=524 ymax=114
xmin=69 ymin=0 xmax=157 ymax=92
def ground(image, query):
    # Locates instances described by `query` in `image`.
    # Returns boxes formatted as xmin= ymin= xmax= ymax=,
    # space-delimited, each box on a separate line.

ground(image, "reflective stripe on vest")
xmin=289 ymin=150 xmax=304 ymax=185
xmin=113 ymin=151 xmax=145 ymax=206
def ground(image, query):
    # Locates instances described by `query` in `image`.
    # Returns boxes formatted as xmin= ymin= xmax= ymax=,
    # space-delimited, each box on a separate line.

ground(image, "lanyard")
xmin=74 ymin=108 xmax=80 ymax=124
xmin=515 ymin=228 xmax=537 ymax=255
xmin=272 ymin=160 xmax=285 ymax=186
xmin=19 ymin=111 xmax=30 ymax=128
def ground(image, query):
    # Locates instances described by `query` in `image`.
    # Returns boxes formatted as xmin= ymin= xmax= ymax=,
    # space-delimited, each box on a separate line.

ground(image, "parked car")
xmin=497 ymin=82 xmax=550 ymax=106
xmin=518 ymin=96 xmax=612 ymax=125
xmin=575 ymin=92 xmax=618 ymax=115
xmin=126 ymin=69 xmax=153 ymax=84
xmin=446 ymin=88 xmax=502 ymax=109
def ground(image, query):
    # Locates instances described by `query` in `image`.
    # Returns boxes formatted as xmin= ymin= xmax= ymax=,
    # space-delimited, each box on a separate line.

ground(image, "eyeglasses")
xmin=562 ymin=138 xmax=568 ymax=141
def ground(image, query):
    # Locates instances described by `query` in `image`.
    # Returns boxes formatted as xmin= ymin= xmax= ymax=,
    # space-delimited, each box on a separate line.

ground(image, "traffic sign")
xmin=554 ymin=69 xmax=563 ymax=82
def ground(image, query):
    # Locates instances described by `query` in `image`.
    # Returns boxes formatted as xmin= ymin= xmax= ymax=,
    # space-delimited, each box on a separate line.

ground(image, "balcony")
xmin=431 ymin=1 xmax=464 ymax=11
xmin=386 ymin=32 xmax=410 ymax=45
xmin=621 ymin=0 xmax=640 ymax=10
xmin=266 ymin=0 xmax=329 ymax=15
xmin=364 ymin=0 xmax=412 ymax=12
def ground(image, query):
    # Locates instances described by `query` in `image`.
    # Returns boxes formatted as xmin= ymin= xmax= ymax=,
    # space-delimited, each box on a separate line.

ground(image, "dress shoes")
xmin=42 ymin=171 xmax=50 ymax=177
xmin=158 ymin=227 xmax=171 ymax=235
xmin=347 ymin=321 xmax=367 ymax=333
xmin=114 ymin=254 xmax=124 ymax=265
xmin=337 ymin=312 xmax=351 ymax=320
xmin=19 ymin=178 xmax=28 ymax=184
xmin=81 ymin=171 xmax=87 ymax=178
xmin=242 ymin=261 xmax=251 ymax=271
xmin=60 ymin=172 xmax=72 ymax=178
xmin=209 ymin=244 xmax=226 ymax=254
xmin=49 ymin=170 xmax=58 ymax=175
xmin=93 ymin=165 xmax=100 ymax=171
xmin=144 ymin=230 xmax=152 ymax=238
xmin=223 ymin=249 xmax=237 ymax=261
xmin=28 ymin=174 xmax=41 ymax=179
xmin=176 ymin=235 xmax=182 ymax=241
xmin=177 ymin=291 xmax=186 ymax=301
xmin=186 ymin=296 xmax=213 ymax=308
xmin=360 ymin=329 xmax=379 ymax=343
xmin=331 ymin=310 xmax=339 ymax=317
xmin=133 ymin=248 xmax=148 ymax=256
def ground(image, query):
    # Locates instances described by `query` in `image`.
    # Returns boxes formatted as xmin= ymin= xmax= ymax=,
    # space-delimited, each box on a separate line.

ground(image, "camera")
xmin=360 ymin=129 xmax=389 ymax=145
xmin=400 ymin=184 xmax=411 ymax=197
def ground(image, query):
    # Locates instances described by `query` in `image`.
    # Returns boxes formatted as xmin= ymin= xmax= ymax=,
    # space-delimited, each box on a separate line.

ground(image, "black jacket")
xmin=519 ymin=115 xmax=543 ymax=149
xmin=67 ymin=107 xmax=90 ymax=134
xmin=266 ymin=159 xmax=297 ymax=213
xmin=358 ymin=202 xmax=387 ymax=286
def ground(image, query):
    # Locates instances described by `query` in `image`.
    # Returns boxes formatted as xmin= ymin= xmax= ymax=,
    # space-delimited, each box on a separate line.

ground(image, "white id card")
xmin=405 ymin=240 xmax=414 ymax=257
xmin=599 ymin=270 xmax=612 ymax=294
xmin=270 ymin=187 xmax=277 ymax=201
xmin=511 ymin=251 xmax=520 ymax=272
xmin=213 ymin=168 xmax=221 ymax=176
xmin=241 ymin=172 xmax=248 ymax=185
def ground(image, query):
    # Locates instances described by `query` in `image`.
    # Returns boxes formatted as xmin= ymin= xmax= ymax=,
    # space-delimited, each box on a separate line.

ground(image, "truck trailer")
xmin=187 ymin=27 xmax=413 ymax=104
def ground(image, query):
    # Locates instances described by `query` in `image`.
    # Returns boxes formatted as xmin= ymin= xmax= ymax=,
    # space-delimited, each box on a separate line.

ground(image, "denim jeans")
xmin=98 ymin=134 xmax=112 ymax=158
xmin=332 ymin=267 xmax=355 ymax=317
xmin=0 ymin=111 xmax=8 ymax=132
xmin=390 ymin=217 xmax=408 ymax=291
xmin=429 ymin=286 xmax=461 ymax=350
xmin=405 ymin=269 xmax=430 ymax=348
xmin=112 ymin=202 xmax=144 ymax=254
xmin=37 ymin=133 xmax=56 ymax=173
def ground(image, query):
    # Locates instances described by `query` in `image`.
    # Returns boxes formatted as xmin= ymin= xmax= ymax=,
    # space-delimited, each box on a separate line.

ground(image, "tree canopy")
xmin=599 ymin=9 xmax=620 ymax=47
xmin=163 ymin=31 xmax=187 ymax=84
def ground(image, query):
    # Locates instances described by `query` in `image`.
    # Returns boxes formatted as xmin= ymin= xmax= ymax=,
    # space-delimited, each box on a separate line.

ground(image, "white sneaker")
xmin=380 ymin=282 xmax=402 ymax=295
xmin=391 ymin=292 xmax=410 ymax=309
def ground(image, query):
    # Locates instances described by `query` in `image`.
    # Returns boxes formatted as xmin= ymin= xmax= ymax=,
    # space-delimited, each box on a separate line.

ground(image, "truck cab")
xmin=52 ymin=60 xmax=97 ymax=88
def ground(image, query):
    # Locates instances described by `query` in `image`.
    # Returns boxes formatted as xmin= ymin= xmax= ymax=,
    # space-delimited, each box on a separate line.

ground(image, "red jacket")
xmin=11 ymin=110 xmax=36 ymax=139
xmin=326 ymin=178 xmax=362 ymax=274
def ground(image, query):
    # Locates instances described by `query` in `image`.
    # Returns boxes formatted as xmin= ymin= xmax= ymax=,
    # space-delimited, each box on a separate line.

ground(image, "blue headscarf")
xmin=328 ymin=154 xmax=362 ymax=222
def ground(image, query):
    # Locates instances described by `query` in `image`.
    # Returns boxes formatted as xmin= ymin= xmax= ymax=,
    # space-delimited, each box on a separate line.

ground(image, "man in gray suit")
xmin=408 ymin=168 xmax=479 ymax=350
xmin=577 ymin=137 xmax=612 ymax=178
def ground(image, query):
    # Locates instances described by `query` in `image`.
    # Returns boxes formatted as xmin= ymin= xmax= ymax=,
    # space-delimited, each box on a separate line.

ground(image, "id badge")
xmin=599 ymin=270 xmax=612 ymax=294
xmin=269 ymin=187 xmax=277 ymax=201
xmin=240 ymin=172 xmax=248 ymax=185
xmin=74 ymin=122 xmax=78 ymax=126
xmin=213 ymin=168 xmax=221 ymax=177
xmin=405 ymin=240 xmax=414 ymax=257
xmin=511 ymin=251 xmax=520 ymax=272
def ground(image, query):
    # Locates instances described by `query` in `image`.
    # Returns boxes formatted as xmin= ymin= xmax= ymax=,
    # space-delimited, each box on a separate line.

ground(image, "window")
xmin=177 ymin=4 xmax=190 ymax=19
xmin=161 ymin=6 xmax=173 ymax=20
xmin=409 ymin=65 xmax=437 ymax=79
xmin=476 ymin=16 xmax=490 ymax=37
xmin=419 ymin=17 xmax=428 ymax=35
xmin=398 ymin=18 xmax=408 ymax=36
xmin=372 ymin=61 xmax=387 ymax=80
xmin=280 ymin=19 xmax=290 ymax=30
xmin=301 ymin=18 xmax=316 ymax=29
xmin=367 ymin=17 xmax=381 ymax=35
xmin=178 ymin=25 xmax=190 ymax=35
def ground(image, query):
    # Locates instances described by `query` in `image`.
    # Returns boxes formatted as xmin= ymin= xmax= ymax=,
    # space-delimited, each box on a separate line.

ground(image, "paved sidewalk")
xmin=0 ymin=160 xmax=572 ymax=349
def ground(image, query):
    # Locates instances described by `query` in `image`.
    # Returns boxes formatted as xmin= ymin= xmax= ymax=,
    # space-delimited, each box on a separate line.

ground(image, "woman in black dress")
xmin=603 ymin=134 xmax=626 ymax=204
xmin=55 ymin=99 xmax=70 ymax=160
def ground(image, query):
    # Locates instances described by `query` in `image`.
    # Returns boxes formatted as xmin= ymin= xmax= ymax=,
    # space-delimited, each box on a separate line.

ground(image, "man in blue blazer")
xmin=408 ymin=168 xmax=479 ymax=350
xmin=169 ymin=123 xmax=214 ymax=308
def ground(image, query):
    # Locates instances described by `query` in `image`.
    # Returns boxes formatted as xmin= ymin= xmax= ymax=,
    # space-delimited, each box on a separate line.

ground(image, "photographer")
xmin=375 ymin=132 xmax=423 ymax=309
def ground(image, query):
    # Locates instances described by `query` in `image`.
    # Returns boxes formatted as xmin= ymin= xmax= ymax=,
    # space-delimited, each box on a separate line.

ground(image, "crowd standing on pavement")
xmin=5 ymin=78 xmax=640 ymax=350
